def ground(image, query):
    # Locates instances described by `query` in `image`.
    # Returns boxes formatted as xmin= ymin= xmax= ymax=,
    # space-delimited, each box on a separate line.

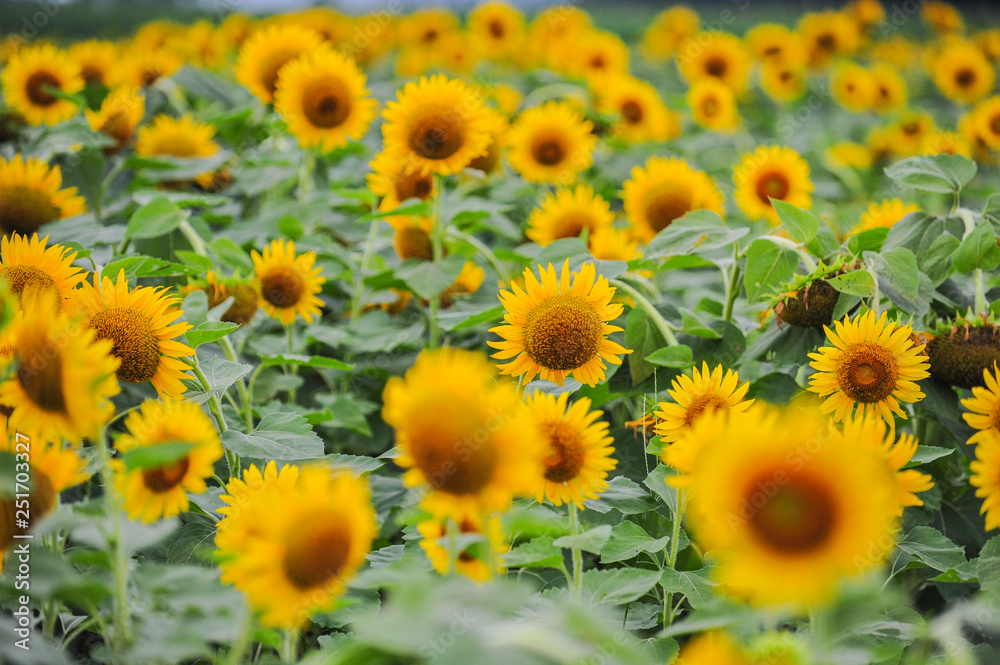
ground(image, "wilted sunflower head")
xmin=773 ymin=260 xmax=856 ymax=329
xmin=927 ymin=312 xmax=1000 ymax=390
xmin=390 ymin=217 xmax=434 ymax=262
xmin=0 ymin=155 xmax=86 ymax=238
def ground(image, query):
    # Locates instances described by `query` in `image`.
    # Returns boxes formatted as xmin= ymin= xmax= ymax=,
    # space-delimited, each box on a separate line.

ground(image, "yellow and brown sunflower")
xmin=971 ymin=430 xmax=1000 ymax=531
xmin=251 ymin=239 xmax=325 ymax=325
xmin=676 ymin=632 xmax=750 ymax=665
xmin=367 ymin=149 xmax=436 ymax=214
xmin=183 ymin=271 xmax=260 ymax=327
xmin=971 ymin=96 xmax=1000 ymax=150
xmin=640 ymin=6 xmax=700 ymax=61
xmin=808 ymin=309 xmax=930 ymax=424
xmin=526 ymin=185 xmax=614 ymax=247
xmin=688 ymin=77 xmax=741 ymax=133
xmin=439 ymin=261 xmax=485 ymax=308
xmin=216 ymin=460 xmax=301 ymax=542
xmin=71 ymin=269 xmax=194 ymax=400
xmin=655 ymin=362 xmax=754 ymax=444
xmin=733 ymin=145 xmax=813 ymax=224
xmin=0 ymin=233 xmax=84 ymax=311
xmin=745 ymin=24 xmax=803 ymax=64
xmin=677 ymin=32 xmax=750 ymax=94
xmin=885 ymin=110 xmax=938 ymax=158
xmin=489 ymin=261 xmax=631 ymax=386
xmin=234 ymin=23 xmax=323 ymax=104
xmin=1 ymin=44 xmax=83 ymax=126
xmin=831 ymin=62 xmax=875 ymax=113
xmin=596 ymin=76 xmax=678 ymax=144
xmin=0 ymin=155 xmax=85 ymax=242
xmin=506 ymin=101 xmax=597 ymax=185
xmin=962 ymin=363 xmax=1000 ymax=446
xmin=759 ymin=61 xmax=808 ymax=104
xmin=398 ymin=8 xmax=461 ymax=49
xmin=134 ymin=115 xmax=221 ymax=188
xmin=112 ymin=47 xmax=182 ymax=89
xmin=588 ymin=227 xmax=641 ymax=262
xmin=870 ymin=64 xmax=908 ymax=114
xmin=68 ymin=40 xmax=118 ymax=88
xmin=113 ymin=399 xmax=223 ymax=523
xmin=84 ymin=86 xmax=145 ymax=154
xmin=853 ymin=199 xmax=920 ymax=234
xmin=932 ymin=41 xmax=996 ymax=105
xmin=922 ymin=1 xmax=965 ymax=34
xmin=798 ymin=11 xmax=860 ymax=68
xmin=418 ymin=513 xmax=507 ymax=582
xmin=624 ymin=156 xmax=725 ymax=242
xmin=467 ymin=1 xmax=526 ymax=62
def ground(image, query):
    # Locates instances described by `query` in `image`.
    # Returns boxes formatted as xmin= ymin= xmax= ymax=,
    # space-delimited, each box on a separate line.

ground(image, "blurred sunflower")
xmin=885 ymin=110 xmax=937 ymax=158
xmin=847 ymin=414 xmax=933 ymax=514
xmin=676 ymin=632 xmax=750 ymax=665
xmin=685 ymin=404 xmax=898 ymax=606
xmin=0 ymin=155 xmax=85 ymax=240
xmin=112 ymin=47 xmax=181 ymax=89
xmin=218 ymin=466 xmax=376 ymax=628
xmin=274 ymin=48 xmax=376 ymax=153
xmin=932 ymin=41 xmax=995 ymax=105
xmin=72 ymin=269 xmax=194 ymax=400
xmin=970 ymin=430 xmax=1000 ymax=531
xmin=597 ymin=76 xmax=678 ymax=144
xmin=922 ymin=1 xmax=965 ymax=33
xmin=853 ymin=199 xmax=919 ymax=234
xmin=0 ymin=233 xmax=84 ymax=312
xmin=733 ymin=145 xmax=813 ymax=224
xmin=367 ymin=150 xmax=436 ymax=215
xmin=398 ymin=8 xmax=460 ymax=49
xmin=418 ymin=513 xmax=507 ymax=582
xmin=640 ymin=6 xmax=700 ymax=61
xmin=972 ymin=96 xmax=1000 ymax=150
xmin=798 ymin=11 xmax=860 ymax=68
xmin=506 ymin=101 xmax=596 ymax=185
xmin=759 ymin=61 xmax=807 ymax=103
xmin=489 ymin=261 xmax=630 ymax=386
xmin=389 ymin=217 xmax=434 ymax=262
xmin=234 ymin=24 xmax=324 ymax=104
xmin=525 ymin=6 xmax=592 ymax=68
xmin=439 ymin=261 xmax=485 ymax=307
xmin=0 ymin=291 xmax=119 ymax=444
xmin=687 ymin=77 xmax=741 ymax=133
xmin=467 ymin=2 xmax=525 ymax=62
xmin=183 ymin=271 xmax=260 ymax=327
xmin=655 ymin=362 xmax=753 ymax=444
xmin=1 ymin=44 xmax=83 ymax=126
xmin=623 ymin=156 xmax=724 ymax=242
xmin=382 ymin=348 xmax=545 ymax=519
xmin=251 ymin=239 xmax=325 ymax=325
xmin=113 ymin=399 xmax=223 ymax=523
xmin=745 ymin=23 xmax=801 ymax=63
xmin=525 ymin=391 xmax=617 ymax=508
xmin=84 ymin=86 xmax=145 ymax=154
xmin=467 ymin=108 xmax=509 ymax=175
xmin=831 ymin=62 xmax=875 ymax=113
xmin=870 ymin=64 xmax=908 ymax=113
xmin=565 ymin=31 xmax=631 ymax=81
xmin=677 ymin=32 xmax=750 ymax=94
xmin=961 ymin=363 xmax=1000 ymax=446
xmin=216 ymin=460 xmax=301 ymax=541
xmin=526 ymin=185 xmax=614 ymax=246
xmin=808 ymin=309 xmax=930 ymax=424
xmin=68 ymin=40 xmax=118 ymax=87
xmin=848 ymin=0 xmax=886 ymax=29
xmin=382 ymin=74 xmax=497 ymax=176
xmin=826 ymin=141 xmax=874 ymax=170
xmin=588 ymin=227 xmax=640 ymax=262
xmin=134 ymin=115 xmax=221 ymax=188
xmin=923 ymin=130 xmax=974 ymax=158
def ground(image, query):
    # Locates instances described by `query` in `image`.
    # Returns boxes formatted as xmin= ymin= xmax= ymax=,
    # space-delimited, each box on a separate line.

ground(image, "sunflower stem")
xmin=190 ymin=356 xmax=234 ymax=477
xmin=722 ymin=247 xmax=743 ymax=324
xmin=94 ymin=425 xmax=132 ymax=658
xmin=446 ymin=517 xmax=460 ymax=577
xmin=974 ymin=268 xmax=987 ymax=316
xmin=610 ymin=279 xmax=679 ymax=347
xmin=219 ymin=336 xmax=253 ymax=434
xmin=428 ymin=175 xmax=446 ymax=350
xmin=280 ymin=628 xmax=299 ymax=663
xmin=286 ymin=323 xmax=299 ymax=404
xmin=663 ymin=488 xmax=687 ymax=627
xmin=298 ymin=149 xmax=315 ymax=203
xmin=350 ymin=217 xmax=382 ymax=321
xmin=98 ymin=158 xmax=128 ymax=224
xmin=568 ymin=502 xmax=583 ymax=599
xmin=225 ymin=604 xmax=255 ymax=665
xmin=447 ymin=227 xmax=509 ymax=283
xmin=177 ymin=217 xmax=208 ymax=258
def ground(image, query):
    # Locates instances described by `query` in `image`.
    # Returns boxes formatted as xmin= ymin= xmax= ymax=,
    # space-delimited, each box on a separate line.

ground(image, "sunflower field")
xmin=3 ymin=0 xmax=1000 ymax=663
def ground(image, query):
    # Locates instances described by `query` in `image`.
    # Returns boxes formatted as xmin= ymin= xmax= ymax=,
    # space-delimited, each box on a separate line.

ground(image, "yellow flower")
xmin=217 ymin=465 xmax=376 ymax=628
xmin=746 ymin=24 xmax=802 ymax=62
xmin=596 ymin=76 xmax=679 ymax=144
xmin=831 ymin=62 xmax=875 ymax=113
xmin=506 ymin=101 xmax=597 ymax=185
xmin=970 ymin=430 xmax=1000 ymax=531
xmin=885 ymin=110 xmax=938 ymax=158
xmin=389 ymin=216 xmax=434 ymax=262
xmin=524 ymin=6 xmax=592 ymax=68
xmin=134 ymin=115 xmax=221 ymax=188
xmin=558 ymin=30 xmax=631 ymax=82
xmin=759 ymin=61 xmax=807 ymax=104
xmin=467 ymin=108 xmax=509 ymax=175
xmin=870 ymin=64 xmax=908 ymax=114
xmin=183 ymin=271 xmax=260 ymax=327
xmin=798 ymin=11 xmax=860 ymax=68
xmin=677 ymin=32 xmax=750 ymax=94
xmin=847 ymin=0 xmax=887 ymax=29
xmin=234 ymin=24 xmax=324 ymax=104
xmin=68 ymin=40 xmax=118 ymax=87
xmin=489 ymin=261 xmax=631 ymax=386
xmin=922 ymin=130 xmax=974 ymax=158
xmin=0 ymin=154 xmax=85 ymax=238
xmin=826 ymin=141 xmax=873 ymax=170
xmin=467 ymin=1 xmax=526 ymax=62
xmin=961 ymin=363 xmax=1000 ymax=446
xmin=847 ymin=414 xmax=933 ymax=514
xmin=677 ymin=632 xmax=751 ymax=665
xmin=440 ymin=261 xmax=485 ymax=307
xmin=808 ymin=310 xmax=930 ymax=424
xmin=381 ymin=348 xmax=545 ymax=519
xmin=526 ymin=185 xmax=614 ymax=246
xmin=655 ymin=362 xmax=753 ymax=444
xmin=1 ymin=44 xmax=82 ymax=126
xmin=85 ymin=86 xmax=145 ymax=154
xmin=71 ymin=269 xmax=194 ymax=400
xmin=687 ymin=77 xmax=741 ymax=133
xmin=685 ymin=404 xmax=898 ymax=607
xmin=733 ymin=145 xmax=813 ymax=224
xmin=641 ymin=6 xmax=700 ymax=61
xmin=113 ymin=399 xmax=223 ymax=523
xmin=922 ymin=1 xmax=965 ymax=34
xmin=382 ymin=74 xmax=497 ymax=176
xmin=398 ymin=8 xmax=460 ymax=49
xmin=216 ymin=461 xmax=301 ymax=543
xmin=932 ymin=40 xmax=995 ymax=105
xmin=418 ymin=513 xmax=507 ymax=582
xmin=367 ymin=149 xmax=436 ymax=226
xmin=274 ymin=47 xmax=376 ymax=153
xmin=853 ymin=199 xmax=920 ymax=234
xmin=971 ymin=96 xmax=1000 ymax=150
xmin=0 ymin=233 xmax=84 ymax=311
xmin=588 ymin=227 xmax=640 ymax=262
xmin=251 ymin=239 xmax=326 ymax=325
xmin=624 ymin=156 xmax=724 ymax=242
xmin=111 ymin=47 xmax=181 ymax=89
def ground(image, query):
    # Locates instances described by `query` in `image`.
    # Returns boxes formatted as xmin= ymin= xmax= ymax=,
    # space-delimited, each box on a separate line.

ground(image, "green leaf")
xmin=396 ymin=255 xmax=466 ymax=299
xmin=174 ymin=250 xmax=216 ymax=272
xmin=326 ymin=453 xmax=385 ymax=475
xmin=209 ymin=237 xmax=253 ymax=272
xmin=953 ymin=222 xmax=1000 ymax=273
xmin=186 ymin=321 xmax=239 ymax=348
xmin=896 ymin=526 xmax=967 ymax=572
xmin=659 ymin=567 xmax=716 ymax=610
xmin=185 ymin=357 xmax=252 ymax=406
xmin=501 ymin=536 xmax=564 ymax=568
xmin=102 ymin=256 xmax=198 ymax=280
xmin=644 ymin=210 xmax=749 ymax=260
xmin=601 ymin=521 xmax=671 ymax=563
xmin=906 ymin=445 xmax=954 ymax=466
xmin=259 ymin=354 xmax=353 ymax=371
xmin=553 ymin=525 xmax=613 ymax=554
xmin=744 ymin=238 xmax=799 ymax=303
xmin=884 ymin=154 xmax=977 ymax=193
xmin=313 ymin=394 xmax=372 ymax=435
xmin=864 ymin=248 xmax=919 ymax=300
xmin=645 ymin=345 xmax=694 ymax=368
xmin=120 ymin=442 xmax=196 ymax=472
xmin=826 ymin=270 xmax=876 ymax=297
xmin=125 ymin=197 xmax=184 ymax=240
xmin=438 ymin=304 xmax=504 ymax=332
xmin=221 ymin=413 xmax=323 ymax=460
xmin=978 ymin=536 xmax=1000 ymax=597
xmin=680 ymin=309 xmax=720 ymax=339
xmin=582 ymin=568 xmax=662 ymax=604
xmin=584 ymin=476 xmax=657 ymax=515
xmin=772 ymin=199 xmax=820 ymax=244
xmin=921 ymin=235 xmax=962 ymax=286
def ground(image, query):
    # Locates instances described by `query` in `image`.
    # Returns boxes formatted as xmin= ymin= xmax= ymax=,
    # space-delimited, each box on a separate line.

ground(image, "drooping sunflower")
xmin=234 ymin=24 xmax=324 ymax=104
xmin=489 ymin=261 xmax=631 ymax=386
xmin=216 ymin=460 xmax=301 ymax=542
xmin=467 ymin=1 xmax=526 ymax=62
xmin=676 ymin=632 xmax=750 ymax=665
xmin=970 ymin=430 xmax=1000 ymax=531
xmin=1 ymin=44 xmax=83 ymax=126
xmin=0 ymin=155 xmax=86 ymax=238
xmin=623 ymin=156 xmax=725 ymax=242
xmin=84 ymin=86 xmax=145 ymax=154
xmin=417 ymin=513 xmax=507 ymax=583
xmin=367 ymin=149 xmax=436 ymax=213
xmin=505 ymin=101 xmax=597 ymax=186
xmin=870 ymin=64 xmax=908 ymax=114
xmin=677 ymin=32 xmax=750 ymax=94
xmin=798 ymin=11 xmax=860 ymax=68
xmin=183 ymin=271 xmax=260 ymax=327
xmin=0 ymin=233 xmax=84 ymax=311
xmin=382 ymin=74 xmax=498 ymax=176
xmin=845 ymin=414 xmax=933 ymax=514
xmin=928 ymin=316 xmax=1000 ymax=389
xmin=961 ymin=363 xmax=1000 ymax=446
xmin=68 ymin=40 xmax=118 ymax=87
xmin=685 ymin=404 xmax=898 ymax=607
xmin=640 ymin=6 xmax=700 ymax=61
xmin=588 ymin=227 xmax=641 ymax=262
xmin=71 ymin=269 xmax=194 ymax=400
xmin=687 ymin=77 xmax=741 ymax=133
xmin=596 ymin=76 xmax=678 ymax=144
xmin=654 ymin=362 xmax=754 ymax=444
xmin=733 ymin=145 xmax=813 ymax=224
xmin=112 ymin=399 xmax=223 ymax=523
xmin=853 ymin=199 xmax=920 ymax=234
xmin=831 ymin=62 xmax=875 ymax=113
xmin=0 ymin=291 xmax=119 ymax=444
xmin=382 ymin=348 xmax=545 ymax=519
xmin=274 ymin=48 xmax=376 ymax=153
xmin=111 ymin=47 xmax=182 ymax=89
xmin=807 ymin=309 xmax=930 ymax=424
xmin=525 ymin=391 xmax=617 ymax=508
xmin=217 ymin=465 xmax=376 ymax=628
xmin=251 ymin=239 xmax=326 ymax=325
xmin=526 ymin=185 xmax=614 ymax=246
xmin=932 ymin=41 xmax=996 ymax=105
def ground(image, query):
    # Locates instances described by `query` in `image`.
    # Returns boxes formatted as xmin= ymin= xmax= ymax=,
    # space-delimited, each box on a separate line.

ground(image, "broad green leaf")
xmin=553 ymin=525 xmax=613 ymax=554
xmin=978 ymin=536 xmax=1000 ymax=597
xmin=326 ymin=453 xmax=385 ymax=475
xmin=680 ymin=309 xmax=720 ymax=339
xmin=772 ymin=199 xmax=820 ymax=244
xmin=582 ymin=568 xmax=661 ymax=604
xmin=826 ymin=270 xmax=876 ymax=297
xmin=313 ymin=394 xmax=373 ymax=435
xmin=584 ymin=476 xmax=658 ymax=515
xmin=601 ymin=521 xmax=671 ymax=563
xmin=185 ymin=357 xmax=252 ymax=406
xmin=744 ymin=238 xmax=799 ymax=303
xmin=125 ymin=197 xmax=184 ymax=240
xmin=896 ymin=526 xmax=967 ymax=572
xmin=864 ymin=248 xmax=919 ymax=300
xmin=186 ymin=321 xmax=239 ymax=348
xmin=921 ymin=235 xmax=962 ymax=286
xmin=120 ymin=442 xmax=196 ymax=472
xmin=884 ymin=154 xmax=977 ymax=193
xmin=221 ymin=413 xmax=323 ymax=460
xmin=174 ymin=250 xmax=216 ymax=272
xmin=644 ymin=210 xmax=749 ymax=259
xmin=208 ymin=237 xmax=254 ymax=272
xmin=659 ymin=567 xmax=716 ymax=610
xmin=953 ymin=222 xmax=1000 ymax=273
xmin=396 ymin=255 xmax=466 ymax=299
xmin=501 ymin=536 xmax=564 ymax=568
xmin=906 ymin=446 xmax=954 ymax=466
xmin=259 ymin=354 xmax=353 ymax=371
xmin=102 ymin=256 xmax=198 ymax=280
xmin=645 ymin=345 xmax=694 ymax=368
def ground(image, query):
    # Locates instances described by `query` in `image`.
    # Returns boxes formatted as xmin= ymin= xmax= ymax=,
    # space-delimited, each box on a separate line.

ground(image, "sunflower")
xmin=623 ymin=156 xmax=725 ymax=242
xmin=759 ymin=61 xmax=808 ymax=104
xmin=71 ymin=269 xmax=193 ymax=400
xmin=1 ymin=44 xmax=83 ymax=126
xmin=596 ymin=76 xmax=678 ymax=144
xmin=439 ymin=261 xmax=485 ymax=308
xmin=831 ymin=62 xmax=875 ymax=113
xmin=274 ymin=48 xmax=376 ymax=153
xmin=826 ymin=141 xmax=874 ymax=170
xmin=746 ymin=24 xmax=803 ymax=63
xmin=733 ymin=145 xmax=813 ymax=224
xmin=525 ymin=391 xmax=617 ymax=508
xmin=68 ymin=40 xmax=118 ymax=87
xmin=847 ymin=414 xmax=933 ymax=514
xmin=367 ymin=149 xmax=436 ymax=214
xmin=970 ymin=430 xmax=1000 ymax=531
xmin=389 ymin=216 xmax=434 ymax=262
xmin=505 ymin=101 xmax=597 ymax=185
xmin=0 ymin=291 xmax=119 ymax=444
xmin=251 ymin=239 xmax=325 ymax=325
xmin=524 ymin=6 xmax=592 ymax=68
xmin=687 ymin=77 xmax=741 ymax=133
xmin=526 ymin=185 xmax=614 ymax=247
xmin=961 ymin=363 xmax=1000 ymax=446
xmin=562 ymin=31 xmax=631 ymax=82
xmin=216 ymin=460 xmax=301 ymax=542
xmin=382 ymin=74 xmax=498 ymax=176
xmin=922 ymin=1 xmax=965 ymax=33
xmin=885 ymin=110 xmax=937 ymax=158
xmin=923 ymin=130 xmax=974 ymax=158
xmin=84 ymin=86 xmax=145 ymax=154
xmin=848 ymin=0 xmax=886 ymax=29
xmin=928 ymin=318 xmax=1000 ymax=389
xmin=398 ymin=8 xmax=460 ymax=49
xmin=853 ymin=199 xmax=920 ymax=234
xmin=112 ymin=399 xmax=223 ymax=523
xmin=640 ymin=6 xmax=700 ymax=61
xmin=677 ymin=32 xmax=750 ymax=94
xmin=417 ymin=513 xmax=507 ymax=582
xmin=798 ymin=11 xmax=860 ymax=68
xmin=467 ymin=108 xmax=509 ymax=175
xmin=217 ymin=465 xmax=376 ymax=628
xmin=971 ymin=96 xmax=1000 ymax=150
xmin=382 ymin=348 xmax=545 ymax=519
xmin=134 ymin=115 xmax=221 ymax=188
xmin=807 ymin=310 xmax=930 ymax=424
xmin=677 ymin=632 xmax=750 ymax=665
xmin=112 ymin=47 xmax=181 ymax=89
xmin=870 ymin=64 xmax=908 ymax=114
xmin=655 ymin=362 xmax=754 ymax=444
xmin=932 ymin=41 xmax=995 ymax=105
xmin=588 ymin=227 xmax=641 ymax=262
xmin=685 ymin=404 xmax=898 ymax=606
xmin=183 ymin=271 xmax=260 ymax=327
xmin=234 ymin=24 xmax=323 ymax=104
xmin=468 ymin=2 xmax=526 ymax=62
xmin=0 ymin=233 xmax=84 ymax=312
xmin=489 ymin=261 xmax=631 ymax=386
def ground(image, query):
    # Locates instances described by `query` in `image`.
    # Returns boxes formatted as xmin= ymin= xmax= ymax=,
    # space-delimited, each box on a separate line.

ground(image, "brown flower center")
xmin=530 ymin=134 xmax=567 ymax=167
xmin=835 ymin=341 xmax=899 ymax=403
xmin=990 ymin=114 xmax=1000 ymax=137
xmin=408 ymin=106 xmax=465 ymax=160
xmin=755 ymin=172 xmax=790 ymax=205
xmin=646 ymin=187 xmax=694 ymax=232
xmin=542 ymin=421 xmax=585 ymax=482
xmin=1 ymin=468 xmax=55 ymax=550
xmin=282 ymin=516 xmax=352 ymax=590
xmin=302 ymin=78 xmax=352 ymax=129
xmin=394 ymin=225 xmax=433 ymax=262
xmin=682 ymin=394 xmax=729 ymax=427
xmin=394 ymin=171 xmax=434 ymax=202
xmin=220 ymin=283 xmax=259 ymax=326
xmin=90 ymin=306 xmax=162 ymax=383
xmin=25 ymin=71 xmax=60 ymax=107
xmin=955 ymin=68 xmax=975 ymax=88
xmin=260 ymin=268 xmax=305 ymax=309
xmin=80 ymin=65 xmax=105 ymax=86
xmin=621 ymin=100 xmax=643 ymax=124
xmin=701 ymin=95 xmax=719 ymax=116
xmin=16 ymin=338 xmax=67 ymax=414
xmin=488 ymin=19 xmax=505 ymax=38
xmin=816 ymin=33 xmax=836 ymax=51
xmin=523 ymin=293 xmax=604 ymax=371
xmin=99 ymin=110 xmax=134 ymax=150
xmin=0 ymin=265 xmax=58 ymax=301
xmin=705 ymin=56 xmax=727 ymax=77
xmin=0 ymin=186 xmax=62 ymax=237
xmin=408 ymin=403 xmax=499 ymax=495
xmin=142 ymin=457 xmax=190 ymax=493
xmin=745 ymin=470 xmax=838 ymax=555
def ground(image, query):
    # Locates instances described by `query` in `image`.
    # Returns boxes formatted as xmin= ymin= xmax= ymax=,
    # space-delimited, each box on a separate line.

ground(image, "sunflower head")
xmin=439 ymin=261 xmax=484 ymax=308
xmin=0 ymin=233 xmax=84 ymax=313
xmin=0 ymin=44 xmax=83 ymax=126
xmin=773 ymin=260 xmax=856 ymax=329
xmin=0 ymin=155 xmax=86 ymax=238
xmin=68 ymin=40 xmax=118 ymax=87
xmin=640 ymin=6 xmax=700 ymax=61
xmin=623 ymin=156 xmax=725 ymax=242
xmin=933 ymin=40 xmax=995 ymax=105
xmin=677 ymin=32 xmax=750 ymax=94
xmin=676 ymin=632 xmax=750 ymax=665
xmin=367 ymin=149 xmax=436 ymax=213
xmin=216 ymin=460 xmax=301 ymax=542
xmin=235 ymin=24 xmax=324 ymax=103
xmin=853 ymin=198 xmax=920 ymax=234
xmin=687 ymin=77 xmax=741 ymax=133
xmin=526 ymin=185 xmax=614 ymax=247
xmin=417 ymin=513 xmax=508 ymax=582
xmin=831 ymin=62 xmax=875 ymax=113
xmin=111 ymin=46 xmax=182 ymax=89
xmin=733 ymin=145 xmax=813 ymax=224
xmin=655 ymin=362 xmax=754 ymax=448
xmin=185 ymin=271 xmax=260 ymax=327
xmin=505 ymin=101 xmax=597 ymax=185
xmin=927 ymin=312 xmax=1000 ymax=389
xmin=84 ymin=86 xmax=145 ymax=154
xmin=251 ymin=239 xmax=326 ymax=325
xmin=468 ymin=1 xmax=526 ymax=62
xmin=798 ymin=11 xmax=860 ymax=68
xmin=595 ymin=75 xmax=678 ymax=144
